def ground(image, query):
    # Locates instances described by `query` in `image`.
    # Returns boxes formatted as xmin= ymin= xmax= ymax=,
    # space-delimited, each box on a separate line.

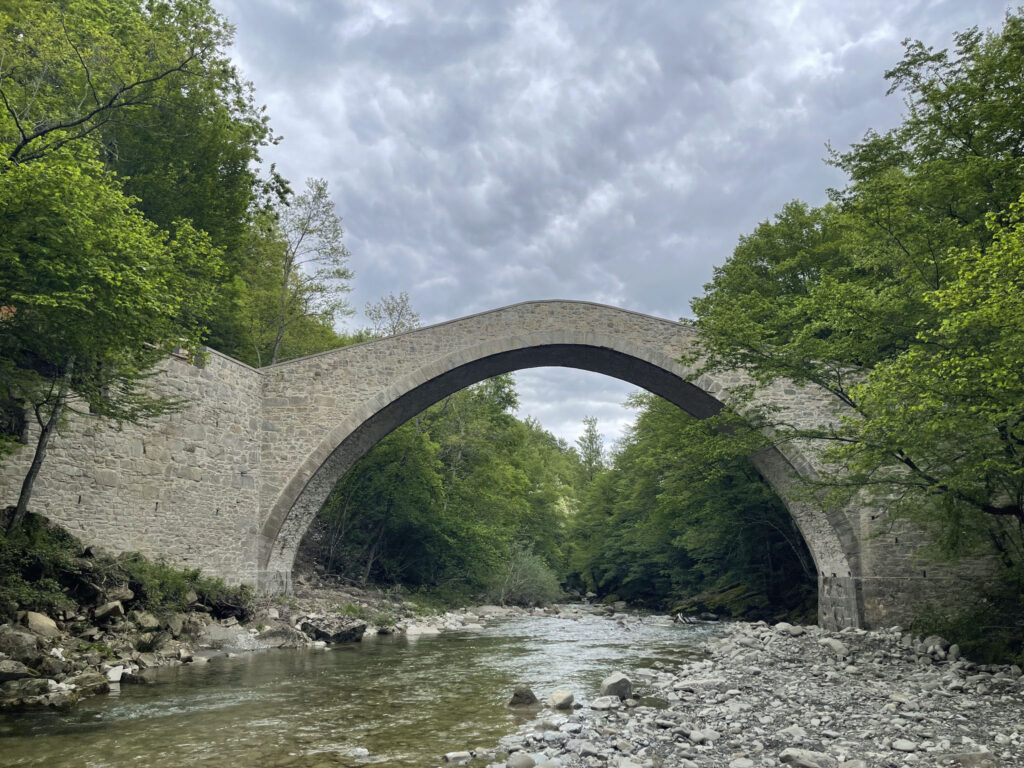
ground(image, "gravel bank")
xmin=470 ymin=618 xmax=1022 ymax=768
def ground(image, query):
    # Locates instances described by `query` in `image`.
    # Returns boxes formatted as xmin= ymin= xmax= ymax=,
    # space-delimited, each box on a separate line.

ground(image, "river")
xmin=0 ymin=611 xmax=717 ymax=767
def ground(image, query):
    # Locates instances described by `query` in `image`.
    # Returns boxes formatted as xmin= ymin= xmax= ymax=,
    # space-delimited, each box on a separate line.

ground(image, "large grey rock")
xmin=779 ymin=748 xmax=839 ymax=768
xmin=600 ymin=671 xmax=632 ymax=699
xmin=94 ymin=601 xmax=124 ymax=621
xmin=299 ymin=615 xmax=367 ymax=644
xmin=257 ymin=626 xmax=308 ymax=649
xmin=22 ymin=611 xmax=61 ymax=638
xmin=507 ymin=684 xmax=539 ymax=707
xmin=818 ymin=638 xmax=849 ymax=659
xmin=0 ymin=659 xmax=31 ymax=681
xmin=132 ymin=611 xmax=161 ymax=630
xmin=0 ymin=624 xmax=42 ymax=666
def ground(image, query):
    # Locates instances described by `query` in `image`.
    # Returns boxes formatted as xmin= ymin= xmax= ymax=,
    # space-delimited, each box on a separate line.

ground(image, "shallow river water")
xmin=0 ymin=611 xmax=717 ymax=767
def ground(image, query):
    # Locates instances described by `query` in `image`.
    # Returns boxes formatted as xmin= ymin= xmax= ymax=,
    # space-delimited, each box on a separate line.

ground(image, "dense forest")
xmin=2 ymin=2 xmax=1023 ymax=640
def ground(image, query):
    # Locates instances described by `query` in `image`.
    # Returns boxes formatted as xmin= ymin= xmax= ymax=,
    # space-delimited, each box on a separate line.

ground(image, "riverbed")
xmin=0 ymin=611 xmax=716 ymax=767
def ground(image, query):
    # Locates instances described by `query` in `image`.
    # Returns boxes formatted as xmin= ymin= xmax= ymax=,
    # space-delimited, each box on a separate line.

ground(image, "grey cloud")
xmin=213 ymin=0 xmax=1014 ymax=445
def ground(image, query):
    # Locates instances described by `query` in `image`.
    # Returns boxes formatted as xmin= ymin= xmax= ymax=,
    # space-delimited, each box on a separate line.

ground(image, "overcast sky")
xmin=213 ymin=0 xmax=1013 ymax=450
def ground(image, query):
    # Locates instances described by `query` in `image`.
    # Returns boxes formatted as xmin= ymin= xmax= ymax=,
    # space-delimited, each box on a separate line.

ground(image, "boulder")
xmin=132 ymin=611 xmax=161 ymax=630
xmin=22 ymin=611 xmax=61 ymax=638
xmin=546 ymin=689 xmax=574 ymax=709
xmin=507 ymin=754 xmax=536 ymax=768
xmin=600 ymin=671 xmax=632 ymax=700
xmin=166 ymin=614 xmax=185 ymax=638
xmin=818 ymin=638 xmax=849 ymax=659
xmin=299 ymin=615 xmax=367 ymax=644
xmin=0 ymin=624 xmax=43 ymax=666
xmin=94 ymin=601 xmax=124 ymax=621
xmin=507 ymin=684 xmax=539 ymax=707
xmin=67 ymin=671 xmax=110 ymax=697
xmin=0 ymin=659 xmax=31 ymax=682
xmin=256 ymin=626 xmax=308 ymax=649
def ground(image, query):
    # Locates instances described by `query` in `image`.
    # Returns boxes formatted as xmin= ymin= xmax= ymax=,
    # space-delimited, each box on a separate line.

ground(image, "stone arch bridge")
xmin=0 ymin=301 xmax=965 ymax=629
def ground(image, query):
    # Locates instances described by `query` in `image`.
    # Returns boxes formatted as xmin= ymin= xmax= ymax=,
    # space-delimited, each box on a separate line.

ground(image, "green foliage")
xmin=691 ymin=11 xmax=1024 ymax=568
xmin=486 ymin=541 xmax=563 ymax=607
xmin=566 ymin=394 xmax=815 ymax=619
xmin=0 ymin=513 xmax=250 ymax=620
xmin=118 ymin=552 xmax=251 ymax=618
xmin=911 ymin=567 xmax=1024 ymax=666
xmin=0 ymin=514 xmax=80 ymax=615
xmin=309 ymin=375 xmax=580 ymax=597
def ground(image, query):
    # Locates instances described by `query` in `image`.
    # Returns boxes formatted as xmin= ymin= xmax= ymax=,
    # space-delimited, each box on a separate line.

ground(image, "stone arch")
xmin=255 ymin=301 xmax=863 ymax=628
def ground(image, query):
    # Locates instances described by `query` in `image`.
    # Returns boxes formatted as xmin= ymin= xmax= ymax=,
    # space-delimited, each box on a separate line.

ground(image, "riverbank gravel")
xmin=474 ymin=618 xmax=1022 ymax=768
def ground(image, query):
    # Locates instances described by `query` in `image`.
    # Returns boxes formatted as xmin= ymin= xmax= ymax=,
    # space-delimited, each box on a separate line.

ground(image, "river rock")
xmin=94 ymin=601 xmax=124 ymax=621
xmin=132 ymin=611 xmax=161 ymax=630
xmin=0 ymin=659 xmax=31 ymax=681
xmin=257 ymin=626 xmax=308 ymax=648
xmin=546 ymin=689 xmax=574 ymax=709
xmin=506 ymin=753 xmax=536 ymax=768
xmin=508 ymin=684 xmax=539 ymax=707
xmin=779 ymin=748 xmax=839 ymax=768
xmin=443 ymin=750 xmax=472 ymax=764
xmin=600 ymin=671 xmax=632 ymax=699
xmin=0 ymin=624 xmax=42 ymax=666
xmin=405 ymin=624 xmax=441 ymax=636
xmin=22 ymin=611 xmax=61 ymax=638
xmin=300 ymin=615 xmax=367 ymax=644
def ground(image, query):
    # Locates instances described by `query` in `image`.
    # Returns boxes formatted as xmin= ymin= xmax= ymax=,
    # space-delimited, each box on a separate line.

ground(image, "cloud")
xmin=214 ymin=0 xmax=1014 ymax=445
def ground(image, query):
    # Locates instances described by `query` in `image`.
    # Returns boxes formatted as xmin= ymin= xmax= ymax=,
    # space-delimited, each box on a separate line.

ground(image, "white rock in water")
xmin=105 ymin=665 xmax=124 ymax=682
xmin=547 ymin=689 xmax=574 ymax=709
xmin=443 ymin=751 xmax=472 ymax=764
xmin=892 ymin=739 xmax=917 ymax=752
xmin=405 ymin=624 xmax=441 ymax=635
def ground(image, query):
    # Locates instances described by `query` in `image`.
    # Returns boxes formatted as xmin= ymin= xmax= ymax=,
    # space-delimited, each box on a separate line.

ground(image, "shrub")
xmin=486 ymin=541 xmax=563 ymax=607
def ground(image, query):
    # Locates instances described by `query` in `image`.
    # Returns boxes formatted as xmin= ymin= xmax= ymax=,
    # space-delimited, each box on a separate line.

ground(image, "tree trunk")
xmin=6 ymin=360 xmax=73 ymax=535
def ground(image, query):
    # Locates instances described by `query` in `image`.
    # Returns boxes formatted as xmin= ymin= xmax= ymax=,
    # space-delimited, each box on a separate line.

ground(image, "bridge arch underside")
xmin=259 ymin=343 xmax=863 ymax=629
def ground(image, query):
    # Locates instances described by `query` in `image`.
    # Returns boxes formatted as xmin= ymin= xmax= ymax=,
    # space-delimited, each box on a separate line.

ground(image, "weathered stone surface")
xmin=22 ymin=612 xmax=60 ymax=637
xmin=94 ymin=601 xmax=124 ymax=621
xmin=506 ymin=753 xmax=536 ymax=768
xmin=299 ymin=616 xmax=366 ymax=644
xmin=0 ymin=625 xmax=42 ymax=666
xmin=132 ymin=611 xmax=160 ymax=630
xmin=508 ymin=684 xmax=539 ymax=707
xmin=600 ymin=671 xmax=632 ymax=700
xmin=546 ymin=689 xmax=574 ymax=709
xmin=779 ymin=748 xmax=839 ymax=768
xmin=0 ymin=660 xmax=31 ymax=681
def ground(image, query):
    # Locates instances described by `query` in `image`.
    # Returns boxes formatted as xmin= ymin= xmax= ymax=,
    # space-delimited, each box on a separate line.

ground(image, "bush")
xmin=486 ymin=542 xmax=563 ymax=607
xmin=0 ymin=513 xmax=252 ymax=621
xmin=0 ymin=514 xmax=81 ymax=616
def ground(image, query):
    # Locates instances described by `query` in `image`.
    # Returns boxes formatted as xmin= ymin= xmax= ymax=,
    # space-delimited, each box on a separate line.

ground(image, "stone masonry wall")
xmin=0 ymin=350 xmax=263 ymax=585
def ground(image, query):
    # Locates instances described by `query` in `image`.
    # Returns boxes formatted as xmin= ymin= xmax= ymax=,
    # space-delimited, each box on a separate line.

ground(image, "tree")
xmin=365 ymin=291 xmax=420 ymax=337
xmin=691 ymin=11 xmax=1024 ymax=540
xmin=0 ymin=147 xmax=221 ymax=533
xmin=830 ymin=199 xmax=1024 ymax=559
xmin=566 ymin=394 xmax=815 ymax=617
xmin=575 ymin=416 xmax=604 ymax=483
xmin=265 ymin=178 xmax=353 ymax=365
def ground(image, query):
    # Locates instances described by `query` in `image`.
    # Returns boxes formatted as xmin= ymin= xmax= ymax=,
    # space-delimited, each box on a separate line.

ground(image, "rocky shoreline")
xmin=458 ymin=619 xmax=1022 ymax=768
xmin=0 ymin=577 xmax=509 ymax=712
xmin=4 ymin=591 xmax=1023 ymax=768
